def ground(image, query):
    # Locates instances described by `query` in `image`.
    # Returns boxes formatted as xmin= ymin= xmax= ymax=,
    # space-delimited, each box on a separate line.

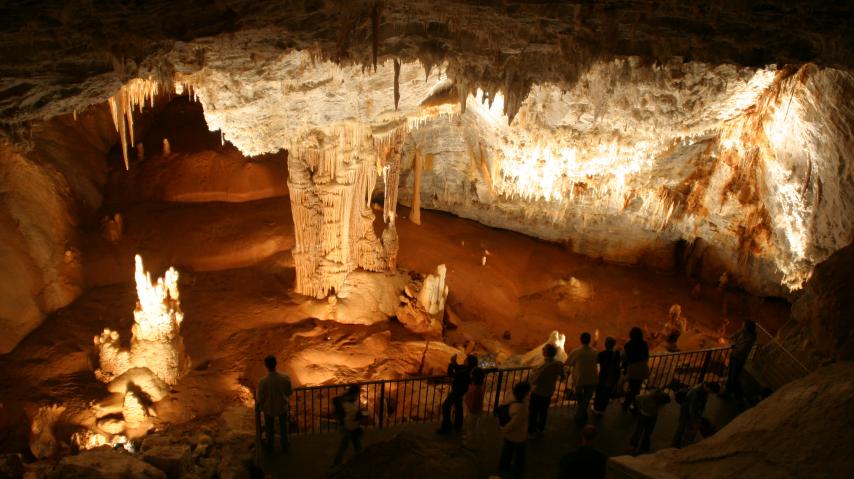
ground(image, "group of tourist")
xmin=252 ymin=319 xmax=758 ymax=477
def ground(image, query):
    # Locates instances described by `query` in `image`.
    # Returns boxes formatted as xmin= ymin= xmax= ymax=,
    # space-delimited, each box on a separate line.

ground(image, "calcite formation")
xmin=95 ymin=255 xmax=189 ymax=386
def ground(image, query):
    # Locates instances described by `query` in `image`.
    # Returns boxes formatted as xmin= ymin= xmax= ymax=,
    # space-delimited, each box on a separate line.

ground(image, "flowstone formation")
xmin=90 ymin=255 xmax=189 ymax=441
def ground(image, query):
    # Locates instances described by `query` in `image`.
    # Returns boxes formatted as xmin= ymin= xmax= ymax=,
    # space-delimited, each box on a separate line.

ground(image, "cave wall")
xmin=0 ymin=107 xmax=114 ymax=353
xmin=396 ymin=63 xmax=854 ymax=296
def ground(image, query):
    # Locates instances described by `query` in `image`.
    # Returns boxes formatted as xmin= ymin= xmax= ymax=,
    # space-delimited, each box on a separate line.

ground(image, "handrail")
xmin=753 ymin=322 xmax=811 ymax=374
xmin=283 ymin=346 xmax=733 ymax=435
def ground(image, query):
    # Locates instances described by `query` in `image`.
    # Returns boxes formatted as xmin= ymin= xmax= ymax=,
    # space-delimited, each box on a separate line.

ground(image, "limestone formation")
xmin=288 ymin=126 xmax=402 ymax=298
xmin=28 ymin=405 xmax=65 ymax=459
xmin=51 ymin=447 xmax=167 ymax=479
xmin=95 ymin=255 xmax=189 ymax=386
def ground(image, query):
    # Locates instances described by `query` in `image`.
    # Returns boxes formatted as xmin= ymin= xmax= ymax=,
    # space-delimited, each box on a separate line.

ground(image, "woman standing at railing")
xmin=621 ymin=327 xmax=650 ymax=414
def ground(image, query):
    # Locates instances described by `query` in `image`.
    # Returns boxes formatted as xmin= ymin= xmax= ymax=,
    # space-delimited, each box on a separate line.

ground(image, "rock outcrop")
xmin=50 ymin=447 xmax=167 ymax=479
xmin=610 ymin=361 xmax=854 ymax=478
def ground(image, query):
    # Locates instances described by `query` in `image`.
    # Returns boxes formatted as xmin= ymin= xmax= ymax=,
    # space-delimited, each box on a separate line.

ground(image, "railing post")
xmin=492 ymin=369 xmax=505 ymax=412
xmin=378 ymin=382 xmax=386 ymax=429
xmin=698 ymin=350 xmax=713 ymax=384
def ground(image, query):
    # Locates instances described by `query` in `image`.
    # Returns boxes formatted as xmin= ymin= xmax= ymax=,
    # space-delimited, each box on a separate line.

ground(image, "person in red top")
xmin=463 ymin=366 xmax=485 ymax=449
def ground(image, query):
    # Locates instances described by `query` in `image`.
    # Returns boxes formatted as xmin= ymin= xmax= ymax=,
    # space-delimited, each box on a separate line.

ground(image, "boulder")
xmin=395 ymin=303 xmax=443 ymax=339
xmin=0 ymin=453 xmax=24 ymax=479
xmin=141 ymin=443 xmax=191 ymax=479
xmin=49 ymin=447 xmax=166 ymax=478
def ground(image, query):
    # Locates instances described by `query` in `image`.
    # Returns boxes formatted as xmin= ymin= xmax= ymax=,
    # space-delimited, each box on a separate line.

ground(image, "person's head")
xmin=629 ymin=327 xmax=644 ymax=342
xmin=466 ymin=354 xmax=479 ymax=368
xmin=542 ymin=343 xmax=558 ymax=358
xmin=581 ymin=424 xmax=597 ymax=445
xmin=346 ymin=385 xmax=360 ymax=399
xmin=605 ymin=337 xmax=616 ymax=351
xmin=704 ymin=382 xmax=721 ymax=394
xmin=580 ymin=332 xmax=591 ymax=345
xmin=512 ymin=382 xmax=532 ymax=401
xmin=656 ymin=390 xmax=672 ymax=405
xmin=264 ymin=355 xmax=277 ymax=372
xmin=744 ymin=320 xmax=757 ymax=334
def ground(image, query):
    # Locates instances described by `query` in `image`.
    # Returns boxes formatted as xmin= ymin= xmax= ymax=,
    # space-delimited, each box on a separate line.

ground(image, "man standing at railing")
xmin=527 ymin=343 xmax=565 ymax=437
xmin=255 ymin=355 xmax=293 ymax=453
xmin=568 ymin=332 xmax=599 ymax=427
xmin=438 ymin=354 xmax=477 ymax=434
xmin=721 ymin=319 xmax=757 ymax=403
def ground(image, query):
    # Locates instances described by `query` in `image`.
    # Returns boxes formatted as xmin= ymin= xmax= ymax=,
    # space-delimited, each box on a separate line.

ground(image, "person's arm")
xmin=284 ymin=376 xmax=293 ymax=397
xmin=256 ymin=379 xmax=267 ymax=412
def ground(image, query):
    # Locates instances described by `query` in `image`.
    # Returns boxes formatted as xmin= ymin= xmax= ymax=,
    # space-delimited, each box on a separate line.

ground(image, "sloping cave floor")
xmin=0 ymin=97 xmax=790 ymax=456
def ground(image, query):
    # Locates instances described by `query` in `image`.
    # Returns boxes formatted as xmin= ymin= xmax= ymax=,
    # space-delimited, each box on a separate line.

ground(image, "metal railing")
xmin=287 ymin=347 xmax=732 ymax=435
xmin=747 ymin=323 xmax=812 ymax=390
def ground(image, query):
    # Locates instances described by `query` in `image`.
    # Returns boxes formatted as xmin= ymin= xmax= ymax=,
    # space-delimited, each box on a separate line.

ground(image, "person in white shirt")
xmin=255 ymin=355 xmax=293 ymax=453
xmin=567 ymin=332 xmax=599 ymax=427
xmin=498 ymin=382 xmax=531 ymax=479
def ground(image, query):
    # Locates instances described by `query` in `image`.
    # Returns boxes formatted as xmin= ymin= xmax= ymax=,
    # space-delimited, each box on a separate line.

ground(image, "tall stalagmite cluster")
xmin=288 ymin=126 xmax=404 ymax=298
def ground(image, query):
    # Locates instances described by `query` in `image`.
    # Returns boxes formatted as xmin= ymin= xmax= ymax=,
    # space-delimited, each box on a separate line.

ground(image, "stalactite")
xmin=394 ymin=59 xmax=401 ymax=110
xmin=411 ymin=150 xmax=423 ymax=225
xmin=108 ymin=78 xmax=160 ymax=170
xmin=372 ymin=1 xmax=381 ymax=72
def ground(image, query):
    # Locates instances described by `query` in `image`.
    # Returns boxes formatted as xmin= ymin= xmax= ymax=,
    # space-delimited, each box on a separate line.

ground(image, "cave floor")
xmin=254 ymin=394 xmax=743 ymax=478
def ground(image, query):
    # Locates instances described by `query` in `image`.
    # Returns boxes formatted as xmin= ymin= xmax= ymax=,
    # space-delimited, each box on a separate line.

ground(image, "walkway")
xmin=256 ymin=395 xmax=742 ymax=478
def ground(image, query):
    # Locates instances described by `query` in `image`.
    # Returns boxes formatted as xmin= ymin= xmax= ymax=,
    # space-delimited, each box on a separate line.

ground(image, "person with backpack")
xmin=462 ymin=367 xmax=486 ymax=450
xmin=255 ymin=355 xmax=293 ymax=453
xmin=567 ymin=332 xmax=599 ymax=427
xmin=527 ymin=343 xmax=565 ymax=437
xmin=672 ymin=381 xmax=720 ymax=447
xmin=498 ymin=382 xmax=531 ymax=479
xmin=593 ymin=337 xmax=621 ymax=415
xmin=629 ymin=389 xmax=671 ymax=455
xmin=437 ymin=354 xmax=477 ymax=434
xmin=332 ymin=385 xmax=364 ymax=466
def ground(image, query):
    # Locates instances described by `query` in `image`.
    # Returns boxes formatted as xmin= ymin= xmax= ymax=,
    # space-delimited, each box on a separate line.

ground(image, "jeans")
xmin=623 ymin=379 xmax=643 ymax=412
xmin=593 ymin=378 xmax=616 ymax=412
xmin=574 ymin=385 xmax=596 ymax=426
xmin=263 ymin=413 xmax=288 ymax=452
xmin=630 ymin=414 xmax=658 ymax=454
xmin=440 ymin=391 xmax=465 ymax=431
xmin=527 ymin=393 xmax=551 ymax=433
xmin=725 ymin=357 xmax=746 ymax=400
xmin=499 ymin=439 xmax=526 ymax=478
xmin=333 ymin=427 xmax=363 ymax=465
xmin=672 ymin=406 xmax=690 ymax=448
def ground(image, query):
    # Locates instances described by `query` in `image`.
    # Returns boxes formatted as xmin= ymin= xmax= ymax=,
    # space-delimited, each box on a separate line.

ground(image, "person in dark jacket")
xmin=559 ymin=425 xmax=606 ymax=479
xmin=593 ymin=337 xmax=621 ymax=414
xmin=621 ymin=327 xmax=650 ymax=413
xmin=722 ymin=320 xmax=757 ymax=401
xmin=438 ymin=354 xmax=477 ymax=433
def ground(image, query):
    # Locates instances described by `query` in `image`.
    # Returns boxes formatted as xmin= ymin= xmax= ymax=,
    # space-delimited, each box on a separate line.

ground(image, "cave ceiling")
xmin=0 ymin=0 xmax=852 ymax=300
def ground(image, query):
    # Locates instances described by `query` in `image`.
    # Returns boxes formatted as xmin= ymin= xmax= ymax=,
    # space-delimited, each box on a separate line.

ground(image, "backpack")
xmin=494 ymin=401 xmax=518 ymax=427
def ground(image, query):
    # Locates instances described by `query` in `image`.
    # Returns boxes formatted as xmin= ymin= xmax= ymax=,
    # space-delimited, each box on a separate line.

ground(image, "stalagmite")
xmin=162 ymin=138 xmax=171 ymax=155
xmin=417 ymin=264 xmax=448 ymax=316
xmin=94 ymin=255 xmax=189 ymax=386
xmin=411 ymin=150 xmax=423 ymax=225
xmin=288 ymin=126 xmax=390 ymax=298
